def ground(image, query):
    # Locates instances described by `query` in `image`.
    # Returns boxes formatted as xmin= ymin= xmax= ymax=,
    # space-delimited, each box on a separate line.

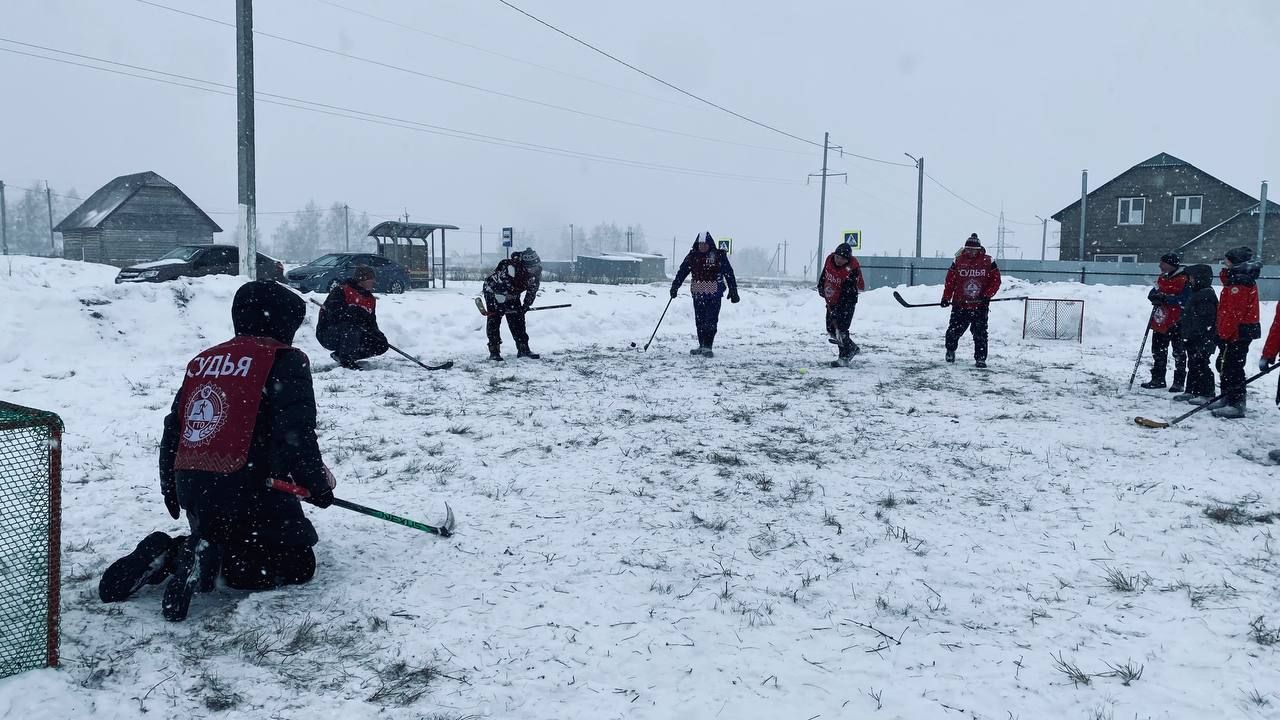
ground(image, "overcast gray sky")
xmin=3 ymin=0 xmax=1278 ymax=266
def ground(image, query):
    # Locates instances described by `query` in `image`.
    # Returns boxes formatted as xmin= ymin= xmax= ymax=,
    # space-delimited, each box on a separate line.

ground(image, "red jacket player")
xmin=941 ymin=234 xmax=1002 ymax=368
xmin=817 ymin=242 xmax=865 ymax=367
xmin=1142 ymin=252 xmax=1190 ymax=391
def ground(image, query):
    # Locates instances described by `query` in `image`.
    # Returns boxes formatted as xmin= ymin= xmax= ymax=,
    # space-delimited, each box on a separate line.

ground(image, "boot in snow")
xmin=99 ymin=532 xmax=176 ymax=603
xmin=1140 ymin=378 xmax=1167 ymax=390
xmin=1171 ymin=392 xmax=1196 ymax=402
xmin=1268 ymin=449 xmax=1280 ymax=464
xmin=1205 ymin=397 xmax=1230 ymax=410
xmin=690 ymin=346 xmax=705 ymax=355
xmin=827 ymin=333 xmax=838 ymax=345
xmin=1169 ymin=371 xmax=1186 ymax=393
xmin=830 ymin=356 xmax=851 ymax=368
xmin=162 ymin=537 xmax=215 ymax=622
xmin=945 ymin=350 xmax=956 ymax=363
xmin=701 ymin=347 xmax=715 ymax=358
xmin=975 ymin=359 xmax=988 ymax=369
xmin=516 ymin=348 xmax=541 ymax=359
xmin=488 ymin=344 xmax=504 ymax=362
xmin=1212 ymin=400 xmax=1246 ymax=419
xmin=1188 ymin=395 xmax=1217 ymax=405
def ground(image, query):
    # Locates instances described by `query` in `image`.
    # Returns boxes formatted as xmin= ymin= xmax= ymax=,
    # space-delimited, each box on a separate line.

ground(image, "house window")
xmin=1174 ymin=195 xmax=1203 ymax=224
xmin=1118 ymin=197 xmax=1145 ymax=225
xmin=1094 ymin=254 xmax=1138 ymax=263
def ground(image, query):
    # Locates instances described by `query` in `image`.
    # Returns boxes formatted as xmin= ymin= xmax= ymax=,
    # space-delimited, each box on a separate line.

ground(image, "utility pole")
xmin=1035 ymin=215 xmax=1048 ymax=261
xmin=479 ymin=224 xmax=484 ymax=265
xmin=809 ymin=132 xmax=846 ymax=283
xmin=44 ymin=178 xmax=55 ymax=254
xmin=236 ymin=0 xmax=257 ymax=279
xmin=1 ymin=181 xmax=9 ymax=276
xmin=1259 ymin=181 xmax=1269 ymax=260
xmin=626 ymin=230 xmax=633 ymax=252
xmin=569 ymin=223 xmax=574 ymax=262
xmin=672 ymin=235 xmax=677 ymax=274
xmin=782 ymin=239 xmax=788 ymax=276
xmin=905 ymin=154 xmax=924 ymax=257
xmin=1078 ymin=169 xmax=1088 ymax=262
xmin=343 ymin=203 xmax=349 ymax=251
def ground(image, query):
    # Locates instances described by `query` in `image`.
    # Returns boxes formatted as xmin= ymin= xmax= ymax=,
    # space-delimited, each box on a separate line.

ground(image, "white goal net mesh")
xmin=1022 ymin=298 xmax=1084 ymax=342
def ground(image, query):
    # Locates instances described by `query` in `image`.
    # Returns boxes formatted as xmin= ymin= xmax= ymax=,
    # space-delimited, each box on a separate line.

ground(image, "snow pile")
xmin=1 ymin=256 xmax=1279 ymax=719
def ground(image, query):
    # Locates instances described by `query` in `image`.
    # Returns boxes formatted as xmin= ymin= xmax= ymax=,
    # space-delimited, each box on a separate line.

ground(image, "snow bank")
xmin=1 ymin=256 xmax=1279 ymax=719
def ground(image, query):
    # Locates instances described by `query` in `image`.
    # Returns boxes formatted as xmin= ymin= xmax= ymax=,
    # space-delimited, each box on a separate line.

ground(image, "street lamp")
xmin=905 ymin=153 xmax=924 ymax=258
xmin=1034 ymin=215 xmax=1048 ymax=261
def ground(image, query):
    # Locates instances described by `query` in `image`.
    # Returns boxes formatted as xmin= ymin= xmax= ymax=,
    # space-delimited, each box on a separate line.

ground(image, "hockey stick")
xmin=269 ymin=478 xmax=455 ymax=537
xmin=892 ymin=291 xmax=1028 ymax=308
xmin=1127 ymin=309 xmax=1156 ymax=390
xmin=636 ymin=296 xmax=674 ymax=351
xmin=472 ymin=297 xmax=572 ymax=317
xmin=1135 ymin=364 xmax=1280 ymax=428
xmin=306 ymin=297 xmax=452 ymax=370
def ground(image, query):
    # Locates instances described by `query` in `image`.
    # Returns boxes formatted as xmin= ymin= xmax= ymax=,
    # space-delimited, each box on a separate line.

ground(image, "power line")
xmin=0 ymin=40 xmax=801 ymax=186
xmin=310 ymin=0 xmax=704 ymax=114
xmin=491 ymin=0 xmax=824 ymax=149
xmin=924 ymin=172 xmax=1039 ymax=225
xmin=132 ymin=0 xmax=811 ymax=158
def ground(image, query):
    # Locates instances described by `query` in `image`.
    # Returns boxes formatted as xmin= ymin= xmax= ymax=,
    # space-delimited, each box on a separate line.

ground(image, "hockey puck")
xmin=630 ymin=342 xmax=637 ymax=347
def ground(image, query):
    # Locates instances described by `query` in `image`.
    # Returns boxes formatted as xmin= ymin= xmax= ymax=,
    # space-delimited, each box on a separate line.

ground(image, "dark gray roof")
xmin=1052 ymin=152 xmax=1256 ymax=221
xmin=368 ymin=221 xmax=460 ymax=240
xmin=54 ymin=171 xmax=221 ymax=232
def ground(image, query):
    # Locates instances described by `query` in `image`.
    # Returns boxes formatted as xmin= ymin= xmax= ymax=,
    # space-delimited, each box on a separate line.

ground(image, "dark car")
xmin=285 ymin=253 xmax=410 ymax=294
xmin=114 ymin=245 xmax=285 ymax=284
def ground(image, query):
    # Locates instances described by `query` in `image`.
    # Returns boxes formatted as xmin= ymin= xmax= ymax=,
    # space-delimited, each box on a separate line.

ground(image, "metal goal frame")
xmin=1021 ymin=297 xmax=1085 ymax=343
xmin=0 ymin=401 xmax=63 ymax=677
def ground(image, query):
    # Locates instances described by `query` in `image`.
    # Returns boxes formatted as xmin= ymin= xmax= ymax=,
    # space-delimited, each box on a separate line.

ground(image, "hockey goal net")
xmin=1022 ymin=298 xmax=1084 ymax=342
xmin=0 ymin=401 xmax=62 ymax=678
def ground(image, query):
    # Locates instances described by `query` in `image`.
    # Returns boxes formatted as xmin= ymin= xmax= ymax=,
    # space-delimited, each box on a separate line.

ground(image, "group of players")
xmin=88 ymin=229 xmax=1098 ymax=621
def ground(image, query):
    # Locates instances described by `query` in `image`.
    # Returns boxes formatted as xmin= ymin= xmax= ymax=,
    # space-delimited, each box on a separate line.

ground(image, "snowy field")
xmin=1 ymin=256 xmax=1278 ymax=720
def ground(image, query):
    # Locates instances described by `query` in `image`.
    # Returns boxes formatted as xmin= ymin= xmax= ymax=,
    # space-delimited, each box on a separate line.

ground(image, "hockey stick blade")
xmin=1133 ymin=416 xmax=1169 ymax=429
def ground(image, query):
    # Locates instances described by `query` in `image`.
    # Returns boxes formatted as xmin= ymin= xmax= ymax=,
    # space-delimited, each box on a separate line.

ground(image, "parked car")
xmin=285 ymin=253 xmax=410 ymax=294
xmin=114 ymin=245 xmax=284 ymax=284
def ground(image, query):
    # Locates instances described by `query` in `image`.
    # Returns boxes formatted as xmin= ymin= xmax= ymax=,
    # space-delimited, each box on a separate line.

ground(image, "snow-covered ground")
xmin=1 ymin=256 xmax=1278 ymax=719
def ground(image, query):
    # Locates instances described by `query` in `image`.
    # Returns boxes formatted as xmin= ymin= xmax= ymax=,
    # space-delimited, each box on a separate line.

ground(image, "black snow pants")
xmin=1185 ymin=344 xmax=1216 ymax=398
xmin=319 ymin=323 xmax=389 ymax=363
xmin=692 ymin=292 xmax=722 ymax=349
xmin=1150 ymin=326 xmax=1187 ymax=384
xmin=945 ymin=306 xmax=989 ymax=361
xmin=486 ymin=307 xmax=530 ymax=352
xmin=825 ymin=301 xmax=858 ymax=359
xmin=1219 ymin=339 xmax=1253 ymax=405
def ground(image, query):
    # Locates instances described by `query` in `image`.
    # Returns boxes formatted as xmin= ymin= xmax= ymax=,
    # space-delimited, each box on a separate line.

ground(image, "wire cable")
xmin=0 ymin=41 xmax=801 ymax=186
xmin=132 ymin=0 xmax=812 ymax=157
xmin=490 ymin=0 xmax=824 ymax=149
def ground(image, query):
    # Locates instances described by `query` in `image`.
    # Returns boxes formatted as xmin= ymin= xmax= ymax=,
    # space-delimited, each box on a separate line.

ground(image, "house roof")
xmin=54 ymin=171 xmax=221 ymax=232
xmin=367 ymin=221 xmax=459 ymax=240
xmin=1050 ymin=152 xmax=1255 ymax=221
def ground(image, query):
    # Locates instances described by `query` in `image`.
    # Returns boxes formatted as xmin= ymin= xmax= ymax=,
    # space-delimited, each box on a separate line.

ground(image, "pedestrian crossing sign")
xmin=842 ymin=230 xmax=861 ymax=249
xmin=717 ymin=237 xmax=733 ymax=254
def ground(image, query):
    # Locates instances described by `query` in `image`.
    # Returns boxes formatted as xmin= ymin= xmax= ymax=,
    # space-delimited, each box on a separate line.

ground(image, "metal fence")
xmin=853 ymin=256 xmax=1280 ymax=301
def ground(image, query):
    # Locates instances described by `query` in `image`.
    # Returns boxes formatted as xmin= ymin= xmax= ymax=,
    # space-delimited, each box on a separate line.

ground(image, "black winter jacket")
xmin=160 ymin=282 xmax=328 ymax=547
xmin=317 ymin=281 xmax=381 ymax=340
xmin=1179 ymin=264 xmax=1219 ymax=354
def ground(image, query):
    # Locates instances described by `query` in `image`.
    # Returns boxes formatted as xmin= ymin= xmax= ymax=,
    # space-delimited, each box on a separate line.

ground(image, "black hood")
xmin=692 ymin=231 xmax=714 ymax=250
xmin=232 ymin=280 xmax=306 ymax=345
xmin=1224 ymin=259 xmax=1263 ymax=287
xmin=1185 ymin=264 xmax=1214 ymax=290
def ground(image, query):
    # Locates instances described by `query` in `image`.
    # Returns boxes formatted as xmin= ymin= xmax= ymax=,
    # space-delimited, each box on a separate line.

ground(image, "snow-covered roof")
xmin=54 ymin=171 xmax=221 ymax=233
xmin=600 ymin=251 xmax=665 ymax=260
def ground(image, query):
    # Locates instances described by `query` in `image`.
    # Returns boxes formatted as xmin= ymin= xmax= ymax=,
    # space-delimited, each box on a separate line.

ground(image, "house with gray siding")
xmin=56 ymin=171 xmax=221 ymax=266
xmin=1052 ymin=153 xmax=1279 ymax=263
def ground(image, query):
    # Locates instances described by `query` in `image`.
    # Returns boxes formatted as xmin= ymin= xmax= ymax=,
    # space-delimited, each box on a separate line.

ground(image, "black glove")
xmin=940 ymin=299 xmax=951 ymax=308
xmin=305 ymin=487 xmax=334 ymax=509
xmin=163 ymin=487 xmax=180 ymax=520
xmin=728 ymin=289 xmax=740 ymax=304
xmin=1148 ymin=289 xmax=1167 ymax=305
xmin=670 ymin=287 xmax=678 ymax=299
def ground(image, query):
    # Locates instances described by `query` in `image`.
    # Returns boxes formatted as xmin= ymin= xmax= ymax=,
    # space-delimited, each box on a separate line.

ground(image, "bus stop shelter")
xmin=368 ymin=221 xmax=459 ymax=288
